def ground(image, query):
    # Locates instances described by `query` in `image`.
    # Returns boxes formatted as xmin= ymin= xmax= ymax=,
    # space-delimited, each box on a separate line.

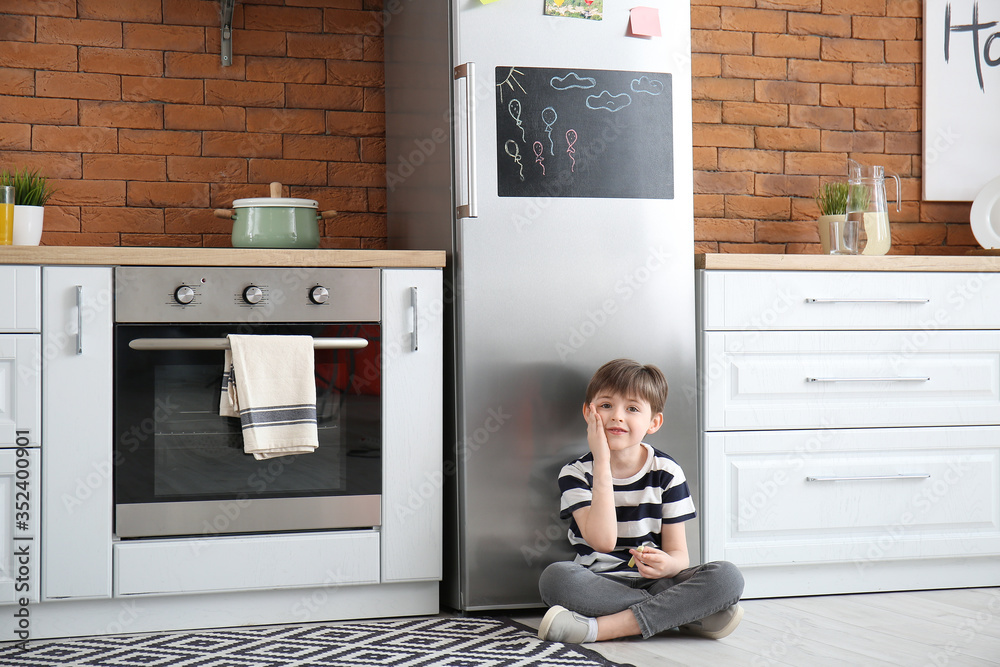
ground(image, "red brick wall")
xmin=0 ymin=1 xmax=978 ymax=253
xmin=0 ymin=0 xmax=386 ymax=248
xmin=692 ymin=0 xmax=976 ymax=254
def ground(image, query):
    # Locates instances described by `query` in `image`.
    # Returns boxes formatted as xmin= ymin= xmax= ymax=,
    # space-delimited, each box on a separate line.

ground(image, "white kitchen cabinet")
xmin=702 ymin=330 xmax=1000 ymax=431
xmin=0 ymin=258 xmax=444 ymax=640
xmin=41 ymin=267 xmax=114 ymax=600
xmin=704 ymin=428 xmax=1000 ymax=588
xmin=0 ymin=266 xmax=40 ymax=333
xmin=698 ymin=265 xmax=1000 ymax=598
xmin=700 ymin=269 xmax=1000 ymax=331
xmin=115 ymin=531 xmax=380 ymax=596
xmin=0 ymin=266 xmax=41 ymax=608
xmin=0 ymin=336 xmax=40 ymax=447
xmin=380 ymin=269 xmax=443 ymax=582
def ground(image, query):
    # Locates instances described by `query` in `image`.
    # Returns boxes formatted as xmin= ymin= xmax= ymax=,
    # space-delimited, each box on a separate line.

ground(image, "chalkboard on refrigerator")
xmin=495 ymin=66 xmax=673 ymax=200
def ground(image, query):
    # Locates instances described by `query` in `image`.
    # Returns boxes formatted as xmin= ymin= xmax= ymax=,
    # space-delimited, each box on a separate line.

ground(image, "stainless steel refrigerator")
xmin=385 ymin=0 xmax=698 ymax=611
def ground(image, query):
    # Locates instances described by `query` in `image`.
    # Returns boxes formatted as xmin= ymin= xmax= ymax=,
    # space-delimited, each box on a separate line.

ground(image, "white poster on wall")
xmin=923 ymin=0 xmax=1000 ymax=201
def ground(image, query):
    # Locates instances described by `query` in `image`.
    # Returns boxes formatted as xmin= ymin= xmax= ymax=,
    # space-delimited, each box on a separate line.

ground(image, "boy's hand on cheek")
xmin=586 ymin=403 xmax=611 ymax=463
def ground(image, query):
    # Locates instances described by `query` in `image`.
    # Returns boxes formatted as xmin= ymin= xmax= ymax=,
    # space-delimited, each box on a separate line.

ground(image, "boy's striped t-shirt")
xmin=558 ymin=443 xmax=696 ymax=574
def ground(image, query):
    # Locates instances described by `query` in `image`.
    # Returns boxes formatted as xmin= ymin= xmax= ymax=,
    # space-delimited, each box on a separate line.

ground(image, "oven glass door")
xmin=114 ymin=323 xmax=381 ymax=538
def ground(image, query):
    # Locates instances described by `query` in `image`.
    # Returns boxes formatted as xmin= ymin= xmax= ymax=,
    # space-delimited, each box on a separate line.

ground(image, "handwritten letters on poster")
xmin=923 ymin=0 xmax=1000 ymax=200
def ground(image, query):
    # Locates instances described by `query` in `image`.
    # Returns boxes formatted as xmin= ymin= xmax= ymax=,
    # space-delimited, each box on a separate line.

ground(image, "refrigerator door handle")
xmin=454 ymin=62 xmax=478 ymax=219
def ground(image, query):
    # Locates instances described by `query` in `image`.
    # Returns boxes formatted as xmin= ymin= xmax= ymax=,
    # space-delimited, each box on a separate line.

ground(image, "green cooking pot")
xmin=214 ymin=184 xmax=337 ymax=249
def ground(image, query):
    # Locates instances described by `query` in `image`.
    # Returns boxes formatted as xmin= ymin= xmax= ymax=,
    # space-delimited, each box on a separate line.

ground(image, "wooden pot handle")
xmin=320 ymin=210 xmax=338 ymax=220
xmin=269 ymin=182 xmax=282 ymax=198
xmin=213 ymin=209 xmax=235 ymax=219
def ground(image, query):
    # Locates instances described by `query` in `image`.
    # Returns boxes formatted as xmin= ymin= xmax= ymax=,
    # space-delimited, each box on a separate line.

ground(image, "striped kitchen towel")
xmin=220 ymin=334 xmax=319 ymax=460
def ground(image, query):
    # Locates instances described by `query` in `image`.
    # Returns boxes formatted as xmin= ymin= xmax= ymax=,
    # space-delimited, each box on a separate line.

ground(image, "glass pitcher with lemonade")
xmin=845 ymin=160 xmax=899 ymax=256
xmin=0 ymin=186 xmax=13 ymax=246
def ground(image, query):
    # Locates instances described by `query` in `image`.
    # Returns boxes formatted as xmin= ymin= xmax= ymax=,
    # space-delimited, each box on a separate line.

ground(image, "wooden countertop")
xmin=696 ymin=253 xmax=1000 ymax=272
xmin=0 ymin=246 xmax=446 ymax=268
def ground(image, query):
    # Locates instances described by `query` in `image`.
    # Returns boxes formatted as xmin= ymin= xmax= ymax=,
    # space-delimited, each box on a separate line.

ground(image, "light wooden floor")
xmin=510 ymin=587 xmax=1000 ymax=666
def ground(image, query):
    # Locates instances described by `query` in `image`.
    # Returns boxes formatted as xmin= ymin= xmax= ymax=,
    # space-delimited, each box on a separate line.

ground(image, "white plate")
xmin=970 ymin=174 xmax=1000 ymax=249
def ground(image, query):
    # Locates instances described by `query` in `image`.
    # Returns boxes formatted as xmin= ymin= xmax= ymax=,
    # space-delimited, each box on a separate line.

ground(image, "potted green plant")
xmin=815 ymin=181 xmax=849 ymax=253
xmin=0 ymin=168 xmax=56 ymax=245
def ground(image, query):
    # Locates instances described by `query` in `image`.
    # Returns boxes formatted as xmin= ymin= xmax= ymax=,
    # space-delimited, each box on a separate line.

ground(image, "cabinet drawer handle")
xmin=76 ymin=285 xmax=84 ymax=355
xmin=804 ymin=298 xmax=930 ymax=304
xmin=806 ymin=474 xmax=931 ymax=482
xmin=805 ymin=376 xmax=930 ymax=383
xmin=411 ymin=286 xmax=419 ymax=353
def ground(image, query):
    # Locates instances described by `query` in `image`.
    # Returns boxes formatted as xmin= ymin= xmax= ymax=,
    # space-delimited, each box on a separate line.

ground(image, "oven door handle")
xmin=127 ymin=337 xmax=369 ymax=351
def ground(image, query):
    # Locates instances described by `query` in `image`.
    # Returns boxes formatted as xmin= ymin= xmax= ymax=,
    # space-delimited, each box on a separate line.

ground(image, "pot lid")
xmin=232 ymin=197 xmax=319 ymax=208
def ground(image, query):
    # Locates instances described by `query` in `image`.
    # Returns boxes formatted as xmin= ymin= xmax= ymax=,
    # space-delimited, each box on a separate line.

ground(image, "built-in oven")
xmin=113 ymin=266 xmax=382 ymax=539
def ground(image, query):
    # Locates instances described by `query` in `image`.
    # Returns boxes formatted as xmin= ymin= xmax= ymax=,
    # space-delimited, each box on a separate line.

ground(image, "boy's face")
xmin=585 ymin=391 xmax=663 ymax=450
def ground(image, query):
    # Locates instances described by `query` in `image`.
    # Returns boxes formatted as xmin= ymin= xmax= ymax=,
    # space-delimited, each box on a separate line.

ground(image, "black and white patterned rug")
xmin=0 ymin=616 xmax=635 ymax=667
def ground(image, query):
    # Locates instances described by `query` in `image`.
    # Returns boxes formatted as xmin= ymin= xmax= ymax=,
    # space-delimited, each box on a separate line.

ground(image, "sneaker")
xmin=537 ymin=605 xmax=595 ymax=643
xmin=678 ymin=604 xmax=744 ymax=639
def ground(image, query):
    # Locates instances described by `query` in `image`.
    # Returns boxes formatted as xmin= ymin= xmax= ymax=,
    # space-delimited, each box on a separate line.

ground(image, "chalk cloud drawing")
xmin=630 ymin=76 xmax=664 ymax=95
xmin=541 ymin=106 xmax=558 ymax=155
xmin=504 ymin=140 xmax=525 ymax=181
xmin=586 ymin=91 xmax=632 ymax=112
xmin=550 ymin=72 xmax=597 ymax=90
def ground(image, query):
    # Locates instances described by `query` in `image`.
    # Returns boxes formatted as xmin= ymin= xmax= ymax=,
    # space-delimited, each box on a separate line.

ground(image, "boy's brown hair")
xmin=584 ymin=358 xmax=669 ymax=413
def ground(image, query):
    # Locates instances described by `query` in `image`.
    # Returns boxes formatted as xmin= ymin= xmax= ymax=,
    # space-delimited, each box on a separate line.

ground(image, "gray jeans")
xmin=538 ymin=560 xmax=744 ymax=639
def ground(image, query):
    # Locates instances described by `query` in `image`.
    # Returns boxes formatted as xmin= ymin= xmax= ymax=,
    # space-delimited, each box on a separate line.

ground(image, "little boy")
xmin=537 ymin=358 xmax=744 ymax=643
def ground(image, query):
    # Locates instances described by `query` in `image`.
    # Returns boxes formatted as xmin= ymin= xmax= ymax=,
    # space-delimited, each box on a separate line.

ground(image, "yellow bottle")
xmin=0 ymin=186 xmax=14 ymax=245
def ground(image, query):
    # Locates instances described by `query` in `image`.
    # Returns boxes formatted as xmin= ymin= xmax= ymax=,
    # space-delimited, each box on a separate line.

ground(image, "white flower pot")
xmin=13 ymin=205 xmax=44 ymax=245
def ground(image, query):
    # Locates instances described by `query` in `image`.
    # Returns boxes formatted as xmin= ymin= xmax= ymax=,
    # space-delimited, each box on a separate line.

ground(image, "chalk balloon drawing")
xmin=541 ymin=106 xmax=558 ymax=155
xmin=504 ymin=140 xmax=525 ymax=181
xmin=533 ymin=141 xmax=546 ymax=176
xmin=565 ymin=129 xmax=578 ymax=172
xmin=508 ymin=99 xmax=526 ymax=141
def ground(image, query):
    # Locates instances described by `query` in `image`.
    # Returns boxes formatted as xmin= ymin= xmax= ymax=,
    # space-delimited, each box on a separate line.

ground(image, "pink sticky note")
xmin=629 ymin=6 xmax=661 ymax=37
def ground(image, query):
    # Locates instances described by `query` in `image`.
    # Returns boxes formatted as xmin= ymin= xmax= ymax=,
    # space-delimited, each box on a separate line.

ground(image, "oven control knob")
xmin=309 ymin=286 xmax=330 ymax=305
xmin=242 ymin=285 xmax=263 ymax=304
xmin=174 ymin=285 xmax=195 ymax=305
